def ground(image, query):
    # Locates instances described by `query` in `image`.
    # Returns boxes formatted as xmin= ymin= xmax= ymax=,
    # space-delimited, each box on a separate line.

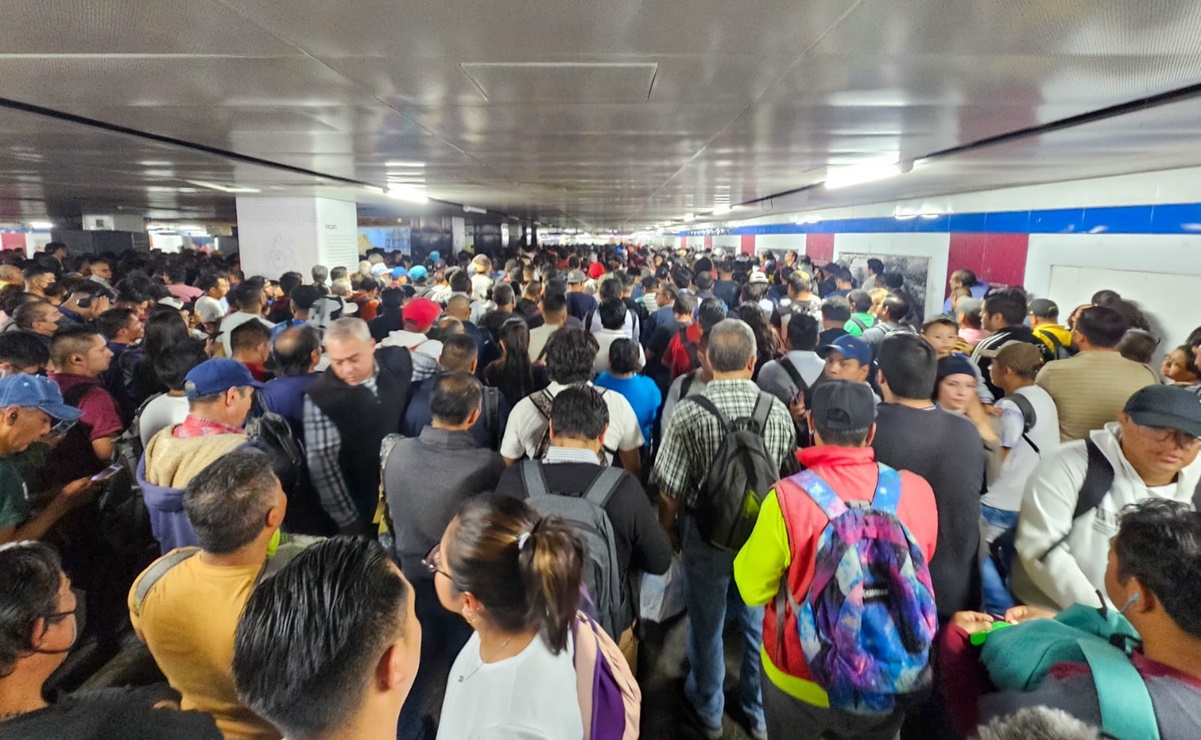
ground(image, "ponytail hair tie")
xmin=517 ymin=532 xmax=531 ymax=550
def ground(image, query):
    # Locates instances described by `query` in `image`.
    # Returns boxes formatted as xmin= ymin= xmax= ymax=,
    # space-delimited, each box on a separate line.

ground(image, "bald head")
xmin=273 ymin=325 xmax=321 ymax=376
xmin=446 ymin=294 xmax=471 ymax=321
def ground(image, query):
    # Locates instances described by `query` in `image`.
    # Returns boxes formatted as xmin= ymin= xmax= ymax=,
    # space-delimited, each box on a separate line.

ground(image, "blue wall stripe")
xmin=677 ymin=202 xmax=1201 ymax=237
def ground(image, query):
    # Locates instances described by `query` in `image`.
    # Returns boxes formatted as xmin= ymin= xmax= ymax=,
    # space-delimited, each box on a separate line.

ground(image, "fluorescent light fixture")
xmin=682 ymin=213 xmax=696 ymax=223
xmin=386 ymin=161 xmax=425 ymax=168
xmin=185 ymin=180 xmax=260 ymax=194
xmin=823 ymin=159 xmax=902 ymax=190
xmin=387 ymin=186 xmax=429 ymax=204
xmin=363 ymin=185 xmax=385 ymax=194
xmin=27 ymin=221 xmax=54 ymax=230
xmin=711 ymin=205 xmax=733 ymax=215
xmin=463 ymin=205 xmax=487 ymax=214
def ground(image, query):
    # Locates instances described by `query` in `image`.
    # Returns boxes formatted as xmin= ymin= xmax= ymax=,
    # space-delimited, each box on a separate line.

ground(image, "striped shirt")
xmin=1035 ymin=350 xmax=1158 ymax=441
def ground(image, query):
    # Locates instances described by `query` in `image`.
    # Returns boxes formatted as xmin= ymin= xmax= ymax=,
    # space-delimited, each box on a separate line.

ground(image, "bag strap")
xmin=1076 ymin=638 xmax=1162 ymax=740
xmin=750 ymin=392 xmax=775 ymax=432
xmin=583 ymin=467 xmax=625 ymax=509
xmin=1040 ymin=439 xmax=1114 ymax=562
xmin=868 ymin=464 xmax=903 ymax=516
xmin=679 ymin=326 xmax=700 ymax=369
xmin=1007 ymin=394 xmax=1041 ymax=454
xmin=778 ymin=356 xmax=806 ymax=398
xmin=130 ymin=547 xmax=200 ymax=617
xmin=791 ymin=469 xmax=848 ymax=520
xmin=521 ymin=460 xmax=550 ymax=499
xmin=687 ymin=394 xmax=731 ymax=432
xmin=679 ymin=373 xmax=694 ymax=399
xmin=851 ymin=315 xmax=869 ymax=333
xmin=484 ymin=386 xmax=500 ymax=434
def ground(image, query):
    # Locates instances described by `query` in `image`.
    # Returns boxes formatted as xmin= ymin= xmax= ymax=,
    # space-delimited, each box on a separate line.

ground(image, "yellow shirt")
xmin=129 ymin=551 xmax=280 ymax=740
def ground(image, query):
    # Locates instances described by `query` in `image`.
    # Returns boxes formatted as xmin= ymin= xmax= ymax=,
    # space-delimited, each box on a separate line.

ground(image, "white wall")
xmin=754 ymin=233 xmax=807 ymax=255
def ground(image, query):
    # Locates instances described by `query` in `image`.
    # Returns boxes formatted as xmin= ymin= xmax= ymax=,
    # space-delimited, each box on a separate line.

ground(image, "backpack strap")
xmin=530 ymin=388 xmax=555 ymax=420
xmin=521 ymin=460 xmax=550 ymax=499
xmin=778 ymin=356 xmax=806 ymax=398
xmin=583 ymin=467 xmax=625 ymax=509
xmin=750 ymin=392 xmax=775 ymax=433
xmin=1040 ymin=438 xmax=1115 ymax=562
xmin=679 ymin=326 xmax=700 ymax=369
xmin=130 ymin=547 xmax=200 ymax=617
xmin=791 ymin=469 xmax=848 ymax=521
xmin=679 ymin=373 xmax=694 ymax=399
xmin=484 ymin=386 xmax=500 ymax=435
xmin=850 ymin=315 xmax=869 ymax=333
xmin=1076 ymin=637 xmax=1162 ymax=740
xmin=1006 ymin=394 xmax=1041 ymax=454
xmin=867 ymin=464 xmax=903 ymax=516
xmin=687 ymin=394 xmax=731 ymax=432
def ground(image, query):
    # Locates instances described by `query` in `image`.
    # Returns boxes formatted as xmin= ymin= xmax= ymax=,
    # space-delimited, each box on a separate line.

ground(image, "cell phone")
xmin=90 ymin=464 xmax=124 ymax=483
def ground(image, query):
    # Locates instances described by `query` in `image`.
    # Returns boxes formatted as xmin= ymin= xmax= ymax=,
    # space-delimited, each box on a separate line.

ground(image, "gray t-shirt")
xmin=138 ymin=394 xmax=191 ymax=449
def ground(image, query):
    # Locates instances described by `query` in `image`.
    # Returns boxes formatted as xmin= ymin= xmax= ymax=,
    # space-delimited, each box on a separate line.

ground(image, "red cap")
xmin=402 ymin=298 xmax=441 ymax=332
xmin=588 ymin=262 xmax=606 ymax=280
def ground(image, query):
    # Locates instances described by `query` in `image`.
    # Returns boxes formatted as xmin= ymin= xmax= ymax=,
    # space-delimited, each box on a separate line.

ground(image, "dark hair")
xmin=952 ymin=268 xmax=979 ymax=288
xmin=598 ymin=278 xmax=622 ymax=303
xmin=0 ymin=331 xmax=50 ymax=371
xmin=867 ymin=258 xmax=884 ymax=275
xmin=1114 ymin=499 xmax=1201 ymax=639
xmin=697 ymin=298 xmax=728 ymax=334
xmin=49 ymin=325 xmax=102 ymax=369
xmin=0 ymin=542 xmax=63 ymax=676
xmin=233 ymin=538 xmax=410 ymax=740
xmin=846 ymin=289 xmax=873 ymax=313
xmin=820 ymin=296 xmax=851 ymax=323
xmin=1075 ymin=305 xmax=1129 ymax=349
xmin=232 ymin=281 xmax=263 ymax=312
xmin=880 ymin=292 xmax=911 ymax=323
xmin=431 ymin=371 xmax=482 ymax=425
xmin=671 ymin=266 xmax=691 ymax=291
xmin=877 ymin=333 xmax=938 ymax=400
xmin=379 ymin=287 xmax=403 ymax=311
xmin=272 ymin=325 xmax=322 ymax=377
xmin=550 ymin=384 xmax=609 ymax=441
xmin=197 ymin=271 xmax=229 ymax=292
xmin=1092 ymin=289 xmax=1122 ymax=307
xmin=447 ymin=495 xmax=583 ymax=654
xmin=608 ymin=337 xmax=642 ymax=374
xmin=22 ymin=264 xmax=54 ymax=280
xmin=183 ymin=450 xmax=280 ymax=554
xmin=734 ymin=303 xmax=778 ymax=363
xmin=95 ymin=307 xmax=138 ymax=342
xmin=694 ymin=271 xmax=714 ymax=291
xmin=1109 ymin=299 xmax=1152 ymax=332
xmin=544 ymin=329 xmax=599 ymax=385
xmin=492 ymin=283 xmax=514 ymax=307
xmin=153 ymin=339 xmax=209 ymax=391
xmin=982 ymin=287 xmax=1027 ymax=327
xmin=540 ymin=290 xmax=567 ymax=315
xmin=231 ymin=320 xmax=272 ymax=354
xmin=487 ymin=318 xmax=540 ymax=403
xmin=598 ymin=298 xmax=627 ymax=331
xmin=882 ymin=271 xmax=904 ymax=290
xmin=1116 ymin=329 xmax=1160 ymax=365
xmin=641 ymin=276 xmax=660 ymax=292
xmin=448 ymin=269 xmax=471 ymax=294
xmin=278 ymin=271 xmax=303 ymax=297
xmin=787 ymin=313 xmax=820 ymax=352
xmin=438 ymin=334 xmax=479 ymax=373
xmin=13 ymin=300 xmax=51 ymax=331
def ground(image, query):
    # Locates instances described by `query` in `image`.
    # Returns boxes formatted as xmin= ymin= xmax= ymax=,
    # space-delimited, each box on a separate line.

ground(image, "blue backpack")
xmin=784 ymin=465 xmax=938 ymax=714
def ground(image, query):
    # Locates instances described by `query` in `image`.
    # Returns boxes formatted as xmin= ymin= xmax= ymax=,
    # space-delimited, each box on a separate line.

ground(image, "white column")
xmin=235 ymin=196 xmax=358 ymax=280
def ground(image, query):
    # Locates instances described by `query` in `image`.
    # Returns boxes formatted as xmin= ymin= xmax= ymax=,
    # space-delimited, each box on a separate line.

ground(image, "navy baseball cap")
xmin=1125 ymin=385 xmax=1201 ymax=438
xmin=184 ymin=359 xmax=264 ymax=398
xmin=811 ymin=380 xmax=877 ymax=433
xmin=0 ymin=374 xmax=83 ymax=421
xmin=817 ymin=335 xmax=872 ymax=366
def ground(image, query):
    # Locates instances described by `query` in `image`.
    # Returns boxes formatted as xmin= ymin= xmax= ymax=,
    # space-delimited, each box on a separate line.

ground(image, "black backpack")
xmin=778 ymin=356 xmax=811 ymax=404
xmin=1040 ymin=331 xmax=1075 ymax=363
xmin=1005 ymin=393 xmax=1041 ymax=455
xmin=686 ymin=393 xmax=779 ymax=552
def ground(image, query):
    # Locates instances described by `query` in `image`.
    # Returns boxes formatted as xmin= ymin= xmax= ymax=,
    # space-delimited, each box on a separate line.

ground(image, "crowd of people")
xmin=0 ymin=240 xmax=1200 ymax=740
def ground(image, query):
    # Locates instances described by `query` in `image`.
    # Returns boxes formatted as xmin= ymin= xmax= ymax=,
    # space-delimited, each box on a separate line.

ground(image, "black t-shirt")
xmin=494 ymin=462 xmax=672 ymax=588
xmin=714 ymin=279 xmax=740 ymax=309
xmin=818 ymin=327 xmax=848 ymax=346
xmin=0 ymin=687 xmax=221 ymax=740
xmin=871 ymin=404 xmax=986 ymax=620
xmin=481 ymin=309 xmax=522 ymax=342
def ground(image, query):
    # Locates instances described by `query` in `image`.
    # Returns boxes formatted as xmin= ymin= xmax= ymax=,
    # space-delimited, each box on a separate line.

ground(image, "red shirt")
xmin=47 ymin=372 xmax=123 ymax=441
xmin=241 ymin=362 xmax=269 ymax=383
xmin=661 ymin=322 xmax=702 ymax=380
xmin=765 ymin=445 xmax=938 ymax=686
xmin=172 ymin=414 xmax=245 ymax=439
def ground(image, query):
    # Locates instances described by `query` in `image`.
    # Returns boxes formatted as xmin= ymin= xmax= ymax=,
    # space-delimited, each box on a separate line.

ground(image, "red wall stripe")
xmin=740 ymin=234 xmax=755 ymax=255
xmin=947 ymin=233 xmax=1029 ymax=295
xmin=0 ymin=233 xmax=26 ymax=252
xmin=806 ymin=233 xmax=835 ymax=264
xmin=703 ymin=235 xmax=713 ymax=249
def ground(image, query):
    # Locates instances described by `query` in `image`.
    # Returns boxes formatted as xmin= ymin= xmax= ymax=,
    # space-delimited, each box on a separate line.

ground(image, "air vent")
xmin=460 ymin=62 xmax=657 ymax=103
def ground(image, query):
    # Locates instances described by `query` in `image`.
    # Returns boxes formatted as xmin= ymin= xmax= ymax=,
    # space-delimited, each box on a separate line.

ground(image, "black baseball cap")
xmin=810 ymin=380 xmax=877 ymax=435
xmin=1125 ymin=385 xmax=1201 ymax=438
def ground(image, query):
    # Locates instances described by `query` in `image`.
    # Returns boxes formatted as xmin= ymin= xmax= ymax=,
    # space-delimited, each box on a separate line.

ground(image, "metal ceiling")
xmin=3 ymin=0 xmax=1201 ymax=228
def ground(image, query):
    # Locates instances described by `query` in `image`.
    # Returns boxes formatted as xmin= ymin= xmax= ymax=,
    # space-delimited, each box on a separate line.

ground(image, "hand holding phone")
xmin=90 ymin=464 xmax=124 ymax=483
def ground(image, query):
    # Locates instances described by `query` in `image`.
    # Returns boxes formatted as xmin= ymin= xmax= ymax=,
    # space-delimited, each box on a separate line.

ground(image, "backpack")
xmin=522 ymin=460 xmax=627 ymax=638
xmin=778 ymin=356 xmax=810 ymax=403
xmin=785 ymin=465 xmax=938 ymax=714
xmin=686 ymin=392 xmax=779 ymax=552
xmin=677 ymin=327 xmax=700 ymax=373
xmin=979 ymin=603 xmax=1159 ymax=740
xmin=1039 ymin=330 xmax=1074 ymax=362
xmin=849 ymin=315 xmax=870 ymax=334
xmin=244 ymin=408 xmax=305 ymax=496
xmin=572 ymin=611 xmax=641 ymax=740
xmin=1005 ymin=393 xmax=1040 ymax=455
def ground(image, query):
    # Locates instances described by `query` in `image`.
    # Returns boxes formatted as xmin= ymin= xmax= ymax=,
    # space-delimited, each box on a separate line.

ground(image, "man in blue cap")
xmin=141 ymin=358 xmax=264 ymax=551
xmin=817 ymin=334 xmax=874 ymax=386
xmin=0 ymin=374 xmax=94 ymax=546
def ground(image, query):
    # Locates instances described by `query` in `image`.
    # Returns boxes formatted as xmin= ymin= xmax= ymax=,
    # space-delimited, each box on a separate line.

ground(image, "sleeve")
xmin=995 ymin=399 xmax=1025 ymax=449
xmin=733 ymin=490 xmax=792 ymax=607
xmin=500 ymin=399 xmax=530 ymax=459
xmin=621 ymin=478 xmax=672 ymax=576
xmin=82 ymin=388 xmax=124 ymax=439
xmin=303 ymin=397 xmax=359 ymax=527
xmin=756 ymin=362 xmax=791 ymax=406
xmin=0 ymin=472 xmax=28 ymax=530
xmin=1014 ymin=448 xmax=1098 ymax=609
xmin=937 ymin=625 xmax=992 ymax=738
xmin=651 ymin=405 xmax=697 ymax=499
xmin=660 ymin=378 xmax=682 ymax=431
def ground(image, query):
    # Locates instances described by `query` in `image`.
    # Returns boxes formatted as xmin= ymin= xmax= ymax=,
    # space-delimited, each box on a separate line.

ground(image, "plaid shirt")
xmin=652 ymin=379 xmax=796 ymax=510
xmin=304 ymin=374 xmax=379 ymax=528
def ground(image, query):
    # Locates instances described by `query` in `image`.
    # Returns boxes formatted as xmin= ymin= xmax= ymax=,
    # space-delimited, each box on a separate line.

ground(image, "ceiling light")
xmin=177 ymin=187 xmax=199 ymax=193
xmin=27 ymin=221 xmax=54 ymax=230
xmin=387 ymin=186 xmax=429 ymax=204
xmin=386 ymin=161 xmax=425 ymax=168
xmin=462 ymin=205 xmax=487 ymax=214
xmin=363 ymin=185 xmax=385 ymax=194
xmin=682 ymin=213 xmax=696 ymax=223
xmin=712 ymin=205 xmax=733 ymax=215
xmin=185 ymin=180 xmax=260 ymax=194
xmin=823 ymin=159 xmax=903 ymax=190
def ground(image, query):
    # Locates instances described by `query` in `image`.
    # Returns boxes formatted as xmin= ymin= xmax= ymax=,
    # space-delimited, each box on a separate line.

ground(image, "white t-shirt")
xmin=982 ymin=384 xmax=1060 ymax=515
xmin=194 ymin=295 xmax=224 ymax=325
xmin=593 ymin=328 xmax=645 ymax=375
xmin=138 ymin=393 xmax=191 ymax=448
xmin=437 ymin=632 xmax=582 ymax=740
xmin=501 ymin=381 xmax=644 ymax=463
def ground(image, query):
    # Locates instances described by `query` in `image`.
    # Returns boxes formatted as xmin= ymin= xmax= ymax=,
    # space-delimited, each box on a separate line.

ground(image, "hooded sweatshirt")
xmin=1014 ymin=422 xmax=1201 ymax=609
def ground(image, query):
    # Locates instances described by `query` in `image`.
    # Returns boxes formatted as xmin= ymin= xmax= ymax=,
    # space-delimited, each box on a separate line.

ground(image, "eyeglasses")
xmin=50 ymin=419 xmax=76 ymax=437
xmin=1144 ymin=427 xmax=1201 ymax=451
xmin=422 ymin=543 xmax=451 ymax=580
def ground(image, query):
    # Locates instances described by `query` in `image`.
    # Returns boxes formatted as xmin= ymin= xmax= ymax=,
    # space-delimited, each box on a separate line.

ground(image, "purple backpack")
xmin=571 ymin=611 xmax=640 ymax=740
xmin=786 ymin=464 xmax=938 ymax=714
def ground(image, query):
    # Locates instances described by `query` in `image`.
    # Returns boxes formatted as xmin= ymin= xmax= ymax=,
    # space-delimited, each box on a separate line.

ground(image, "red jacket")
xmin=750 ymin=445 xmax=939 ymax=693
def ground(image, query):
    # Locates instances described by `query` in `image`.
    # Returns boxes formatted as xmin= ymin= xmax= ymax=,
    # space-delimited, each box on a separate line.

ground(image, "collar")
xmin=547 ymin=380 xmax=595 ymax=394
xmin=178 ymin=414 xmax=245 ymax=436
xmin=706 ymin=378 xmax=759 ymax=392
xmin=418 ymin=426 xmax=482 ymax=449
xmin=545 ymin=446 xmax=604 ymax=465
xmin=798 ymin=445 xmax=876 ymax=469
xmin=47 ymin=371 xmax=101 ymax=387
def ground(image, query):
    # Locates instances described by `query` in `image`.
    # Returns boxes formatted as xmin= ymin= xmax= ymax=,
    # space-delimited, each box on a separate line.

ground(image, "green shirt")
xmin=0 ymin=456 xmax=31 ymax=530
xmin=844 ymin=313 xmax=876 ymax=337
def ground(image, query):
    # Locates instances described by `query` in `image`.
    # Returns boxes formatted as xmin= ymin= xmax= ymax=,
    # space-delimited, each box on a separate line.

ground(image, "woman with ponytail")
xmin=432 ymin=494 xmax=586 ymax=739
xmin=482 ymin=317 xmax=549 ymax=408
